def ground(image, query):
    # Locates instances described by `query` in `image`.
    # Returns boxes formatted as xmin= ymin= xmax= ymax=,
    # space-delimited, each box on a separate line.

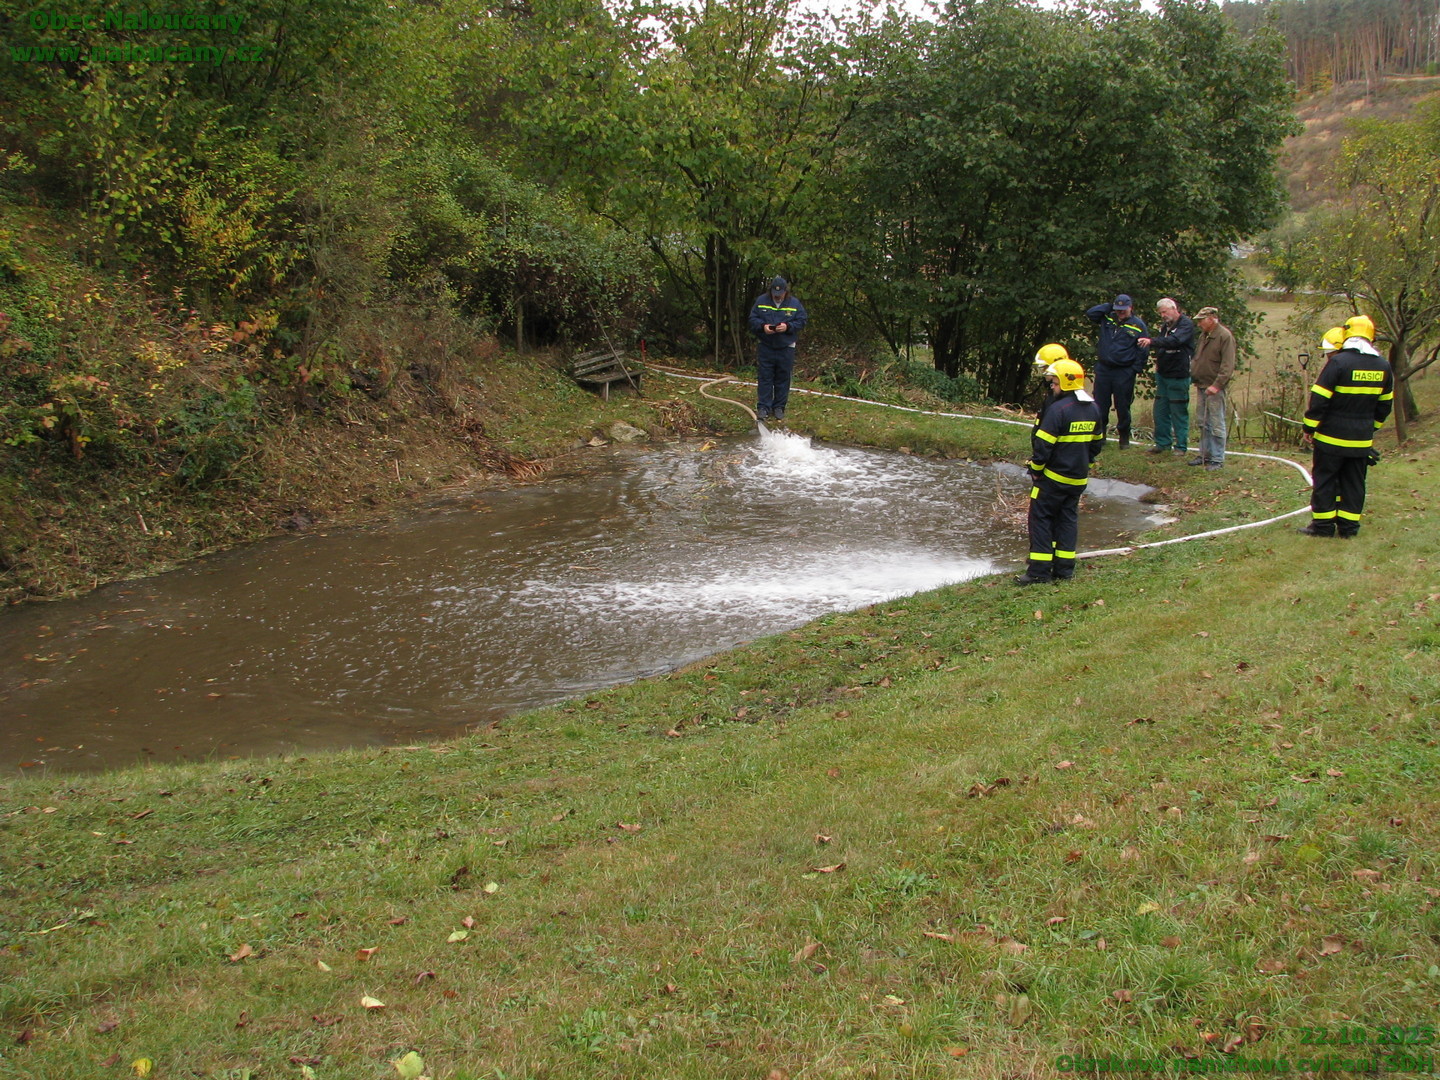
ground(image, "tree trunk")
xmin=1388 ymin=338 xmax=1412 ymax=443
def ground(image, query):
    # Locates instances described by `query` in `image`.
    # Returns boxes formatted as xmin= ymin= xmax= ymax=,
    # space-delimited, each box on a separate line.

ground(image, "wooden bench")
xmin=570 ymin=348 xmax=643 ymax=400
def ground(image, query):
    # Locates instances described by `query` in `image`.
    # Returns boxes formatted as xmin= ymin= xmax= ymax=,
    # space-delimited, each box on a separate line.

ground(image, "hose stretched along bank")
xmin=657 ymin=366 xmax=1314 ymax=562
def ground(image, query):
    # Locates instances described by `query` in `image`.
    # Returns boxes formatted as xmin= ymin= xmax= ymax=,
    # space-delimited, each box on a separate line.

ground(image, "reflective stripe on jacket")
xmin=1086 ymin=303 xmax=1150 ymax=371
xmin=1304 ymin=346 xmax=1394 ymax=456
xmin=1030 ymin=391 xmax=1104 ymax=485
xmin=748 ymin=291 xmax=809 ymax=349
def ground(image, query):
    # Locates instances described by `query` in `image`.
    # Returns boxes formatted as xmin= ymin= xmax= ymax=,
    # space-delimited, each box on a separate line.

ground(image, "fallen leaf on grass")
xmin=235 ymin=1012 xmax=249 ymax=1029
xmin=1327 ymin=767 xmax=1345 ymax=777
xmin=1054 ymin=760 xmax=1074 ymax=770
xmin=814 ymin=833 xmax=832 ymax=844
xmin=312 ymin=1015 xmax=344 ymax=1027
xmin=227 ymin=943 xmax=253 ymax=962
xmin=1135 ymin=902 xmax=1161 ymax=916
xmin=393 ymin=1050 xmax=427 ymax=1079
xmin=1112 ymin=989 xmax=1134 ymax=1003
xmin=413 ymin=971 xmax=436 ymax=985
xmin=1352 ymin=868 xmax=1381 ymax=882
xmin=356 ymin=947 xmax=379 ymax=961
xmin=361 ymin=996 xmax=386 ymax=1010
xmin=998 ymin=992 xmax=1032 ymax=1027
xmin=102 ymin=1054 xmax=122 ymax=1067
xmin=1257 ymin=958 xmax=1286 ymax=974
xmin=1160 ymin=936 xmax=1182 ymax=948
xmin=132 ymin=1060 xmax=153 ymax=1078
xmin=1046 ymin=916 xmax=1067 ymax=926
xmin=811 ymin=863 xmax=846 ymax=874
xmin=316 ymin=960 xmax=332 ymax=972
xmin=791 ymin=942 xmax=820 ymax=964
xmin=462 ymin=915 xmax=476 ymax=928
xmin=947 ymin=1046 xmax=970 ymax=1058
xmin=447 ymin=930 xmax=469 ymax=943
xmin=483 ymin=881 xmax=500 ymax=894
xmin=923 ymin=931 xmax=956 ymax=942
xmin=616 ymin=822 xmax=642 ymax=833
xmin=97 ymin=1019 xmax=119 ymax=1033
xmin=1319 ymin=936 xmax=1345 ymax=956
xmin=387 ymin=917 xmax=408 ymax=926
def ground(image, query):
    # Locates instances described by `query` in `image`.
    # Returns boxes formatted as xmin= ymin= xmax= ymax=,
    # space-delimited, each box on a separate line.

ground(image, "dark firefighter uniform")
xmin=1025 ymin=391 xmax=1104 ymax=580
xmin=1303 ymin=343 xmax=1394 ymax=537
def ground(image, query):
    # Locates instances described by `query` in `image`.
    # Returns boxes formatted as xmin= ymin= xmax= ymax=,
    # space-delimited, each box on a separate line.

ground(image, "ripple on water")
xmin=0 ymin=433 xmax=1154 ymax=772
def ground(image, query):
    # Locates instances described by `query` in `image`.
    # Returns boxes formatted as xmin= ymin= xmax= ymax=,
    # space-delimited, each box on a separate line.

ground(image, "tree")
xmin=1290 ymin=97 xmax=1440 ymax=442
xmin=838 ymin=0 xmax=1297 ymax=402
xmin=495 ymin=0 xmax=871 ymax=361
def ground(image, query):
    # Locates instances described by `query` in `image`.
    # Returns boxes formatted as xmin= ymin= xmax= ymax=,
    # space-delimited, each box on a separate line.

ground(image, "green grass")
xmin=1 ymin=379 xmax=1437 ymax=1080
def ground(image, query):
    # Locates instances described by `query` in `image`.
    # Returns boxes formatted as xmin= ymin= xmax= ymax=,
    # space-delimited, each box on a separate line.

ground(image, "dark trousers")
xmin=1092 ymin=365 xmax=1137 ymax=440
xmin=756 ymin=346 xmax=795 ymax=415
xmin=1026 ymin=476 xmax=1083 ymax=580
xmin=1311 ymin=450 xmax=1370 ymax=536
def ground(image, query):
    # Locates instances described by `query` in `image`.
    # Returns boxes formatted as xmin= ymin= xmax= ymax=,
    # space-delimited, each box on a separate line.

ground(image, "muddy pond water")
xmin=0 ymin=429 xmax=1160 ymax=774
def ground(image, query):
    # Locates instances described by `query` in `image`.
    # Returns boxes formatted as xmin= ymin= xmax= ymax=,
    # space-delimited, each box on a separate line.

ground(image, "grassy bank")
xmin=2 ymin=376 xmax=1436 ymax=1080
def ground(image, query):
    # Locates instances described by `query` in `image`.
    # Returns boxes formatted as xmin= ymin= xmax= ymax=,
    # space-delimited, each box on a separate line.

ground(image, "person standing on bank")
xmin=1189 ymin=306 xmax=1235 ymax=470
xmin=1299 ymin=313 xmax=1394 ymax=538
xmin=1086 ymin=294 xmax=1150 ymax=449
xmin=1137 ymin=298 xmax=1196 ymax=455
xmin=1016 ymin=349 xmax=1104 ymax=587
xmin=748 ymin=276 xmax=808 ymax=423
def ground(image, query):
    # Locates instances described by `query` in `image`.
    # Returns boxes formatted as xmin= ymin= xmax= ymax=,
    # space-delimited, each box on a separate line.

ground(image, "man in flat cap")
xmin=1189 ymin=307 xmax=1235 ymax=470
xmin=1086 ymin=293 xmax=1150 ymax=449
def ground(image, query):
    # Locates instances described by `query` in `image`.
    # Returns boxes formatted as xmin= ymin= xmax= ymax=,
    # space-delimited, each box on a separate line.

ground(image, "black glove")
xmin=1366 ymin=448 xmax=1381 ymax=467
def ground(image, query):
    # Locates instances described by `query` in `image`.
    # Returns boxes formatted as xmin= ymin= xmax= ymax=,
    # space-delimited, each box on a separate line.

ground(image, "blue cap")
xmin=771 ymin=276 xmax=788 ymax=291
xmin=1113 ymin=294 xmax=1133 ymax=308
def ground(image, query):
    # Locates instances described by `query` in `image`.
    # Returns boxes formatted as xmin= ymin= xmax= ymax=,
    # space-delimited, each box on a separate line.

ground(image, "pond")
xmin=0 ymin=429 xmax=1159 ymax=773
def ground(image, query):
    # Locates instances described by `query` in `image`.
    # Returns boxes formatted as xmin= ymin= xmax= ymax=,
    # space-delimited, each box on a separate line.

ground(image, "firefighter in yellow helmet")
xmin=1299 ymin=313 xmax=1393 ymax=538
xmin=1016 ymin=349 xmax=1105 ymax=585
xmin=1320 ymin=326 xmax=1345 ymax=354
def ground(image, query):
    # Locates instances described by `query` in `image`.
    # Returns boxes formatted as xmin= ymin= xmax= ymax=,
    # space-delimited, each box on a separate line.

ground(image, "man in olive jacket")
xmin=1189 ymin=306 xmax=1235 ymax=470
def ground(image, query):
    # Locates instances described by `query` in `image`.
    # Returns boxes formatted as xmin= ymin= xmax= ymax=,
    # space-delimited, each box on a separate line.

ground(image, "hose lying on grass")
xmin=651 ymin=365 xmax=1315 ymax=561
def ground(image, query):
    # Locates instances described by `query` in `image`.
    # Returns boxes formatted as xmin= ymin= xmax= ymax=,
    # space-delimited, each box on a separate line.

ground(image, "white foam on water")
xmin=507 ymin=547 xmax=992 ymax=635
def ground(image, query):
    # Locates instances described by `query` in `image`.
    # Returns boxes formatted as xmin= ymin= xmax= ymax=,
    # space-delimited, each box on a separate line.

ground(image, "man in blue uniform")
xmin=1086 ymin=294 xmax=1150 ymax=449
xmin=748 ymin=276 xmax=808 ymax=423
xmin=1016 ymin=348 xmax=1105 ymax=586
xmin=1299 ymin=313 xmax=1394 ymax=538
